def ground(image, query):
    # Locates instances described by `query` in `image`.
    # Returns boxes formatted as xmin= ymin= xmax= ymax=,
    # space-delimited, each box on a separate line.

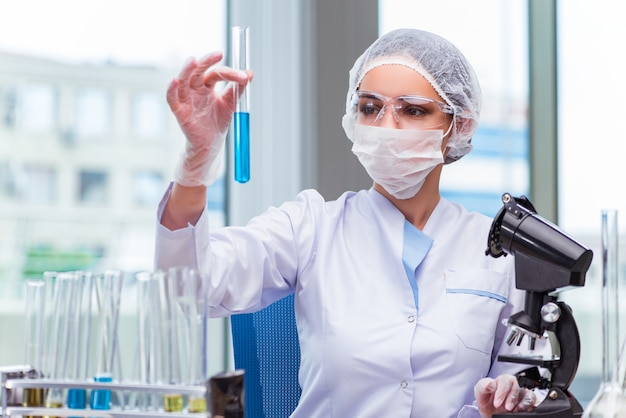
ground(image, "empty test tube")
xmin=231 ymin=26 xmax=250 ymax=184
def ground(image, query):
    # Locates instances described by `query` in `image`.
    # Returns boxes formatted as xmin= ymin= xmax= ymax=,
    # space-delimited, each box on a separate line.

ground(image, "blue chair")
xmin=230 ymin=294 xmax=302 ymax=418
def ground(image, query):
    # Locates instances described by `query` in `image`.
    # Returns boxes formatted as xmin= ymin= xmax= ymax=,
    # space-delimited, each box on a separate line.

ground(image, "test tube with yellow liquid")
xmin=22 ymin=280 xmax=46 ymax=417
xmin=161 ymin=269 xmax=184 ymax=412
xmin=169 ymin=267 xmax=209 ymax=413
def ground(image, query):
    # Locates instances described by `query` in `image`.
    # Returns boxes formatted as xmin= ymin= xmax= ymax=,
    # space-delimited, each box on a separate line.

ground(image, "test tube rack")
xmin=1 ymin=366 xmax=244 ymax=418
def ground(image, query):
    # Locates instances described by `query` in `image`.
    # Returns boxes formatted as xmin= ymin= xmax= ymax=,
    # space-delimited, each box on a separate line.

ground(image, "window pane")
xmin=132 ymin=170 xmax=164 ymax=207
xmin=78 ymin=170 xmax=108 ymax=204
xmin=557 ymin=0 xmax=626 ymax=404
xmin=0 ymin=0 xmax=228 ymax=376
xmin=2 ymin=85 xmax=17 ymax=129
xmin=75 ymin=87 xmax=111 ymax=139
xmin=22 ymin=163 xmax=56 ymax=203
xmin=19 ymin=83 xmax=57 ymax=133
xmin=132 ymin=91 xmax=165 ymax=140
xmin=0 ymin=160 xmax=21 ymax=198
xmin=379 ymin=0 xmax=529 ymax=217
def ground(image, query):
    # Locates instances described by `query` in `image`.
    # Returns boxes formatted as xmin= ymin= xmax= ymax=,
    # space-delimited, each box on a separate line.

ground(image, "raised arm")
xmin=160 ymin=183 xmax=207 ymax=230
xmin=161 ymin=51 xmax=253 ymax=230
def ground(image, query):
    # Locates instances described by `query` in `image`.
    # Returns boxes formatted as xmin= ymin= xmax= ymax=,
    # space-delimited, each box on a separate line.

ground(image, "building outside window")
xmin=74 ymin=87 xmax=111 ymax=140
xmin=0 ymin=0 xmax=228 ymax=374
xmin=131 ymin=91 xmax=166 ymax=141
xmin=132 ymin=169 xmax=165 ymax=207
xmin=78 ymin=169 xmax=108 ymax=205
xmin=19 ymin=83 xmax=57 ymax=134
xmin=22 ymin=163 xmax=56 ymax=204
xmin=2 ymin=85 xmax=17 ymax=128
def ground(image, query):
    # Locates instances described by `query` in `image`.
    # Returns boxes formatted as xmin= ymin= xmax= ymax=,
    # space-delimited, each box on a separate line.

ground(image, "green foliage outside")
xmin=22 ymin=247 xmax=101 ymax=280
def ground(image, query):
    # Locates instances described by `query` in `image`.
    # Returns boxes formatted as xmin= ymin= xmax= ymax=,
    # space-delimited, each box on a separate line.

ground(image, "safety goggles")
xmin=350 ymin=90 xmax=454 ymax=129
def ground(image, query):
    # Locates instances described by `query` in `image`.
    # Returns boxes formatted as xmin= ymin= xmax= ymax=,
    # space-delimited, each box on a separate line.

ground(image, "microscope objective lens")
xmin=506 ymin=330 xmax=519 ymax=346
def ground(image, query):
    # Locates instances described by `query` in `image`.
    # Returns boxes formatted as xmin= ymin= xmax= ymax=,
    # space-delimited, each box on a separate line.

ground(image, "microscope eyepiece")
xmin=486 ymin=193 xmax=593 ymax=292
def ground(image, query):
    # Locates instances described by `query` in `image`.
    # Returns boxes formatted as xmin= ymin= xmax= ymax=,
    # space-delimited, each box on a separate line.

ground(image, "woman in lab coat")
xmin=155 ymin=28 xmax=536 ymax=417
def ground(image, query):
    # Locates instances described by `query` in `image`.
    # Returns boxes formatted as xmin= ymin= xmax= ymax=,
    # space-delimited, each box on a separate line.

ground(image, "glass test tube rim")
xmin=48 ymin=272 xmax=80 ymax=379
xmin=231 ymin=25 xmax=250 ymax=112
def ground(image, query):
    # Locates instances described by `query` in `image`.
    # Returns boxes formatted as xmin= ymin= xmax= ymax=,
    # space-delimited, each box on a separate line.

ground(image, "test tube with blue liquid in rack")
xmin=232 ymin=26 xmax=250 ymax=183
xmin=90 ymin=270 xmax=123 ymax=410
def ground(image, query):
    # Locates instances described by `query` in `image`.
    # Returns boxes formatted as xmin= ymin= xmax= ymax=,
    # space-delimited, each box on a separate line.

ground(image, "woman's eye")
xmin=359 ymin=102 xmax=382 ymax=117
xmin=402 ymin=105 xmax=428 ymax=118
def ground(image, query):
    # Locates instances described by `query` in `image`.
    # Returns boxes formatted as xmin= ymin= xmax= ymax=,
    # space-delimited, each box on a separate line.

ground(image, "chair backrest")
xmin=230 ymin=294 xmax=302 ymax=418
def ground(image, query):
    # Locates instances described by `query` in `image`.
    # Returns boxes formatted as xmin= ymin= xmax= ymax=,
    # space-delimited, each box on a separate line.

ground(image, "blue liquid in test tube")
xmin=233 ymin=111 xmax=250 ymax=183
xmin=67 ymin=388 xmax=87 ymax=409
xmin=232 ymin=26 xmax=250 ymax=183
xmin=90 ymin=270 xmax=123 ymax=411
xmin=67 ymin=271 xmax=94 ymax=412
xmin=90 ymin=374 xmax=113 ymax=410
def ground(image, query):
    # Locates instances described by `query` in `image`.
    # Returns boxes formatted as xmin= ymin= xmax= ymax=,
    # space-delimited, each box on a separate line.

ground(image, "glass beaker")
xmin=584 ymin=210 xmax=626 ymax=417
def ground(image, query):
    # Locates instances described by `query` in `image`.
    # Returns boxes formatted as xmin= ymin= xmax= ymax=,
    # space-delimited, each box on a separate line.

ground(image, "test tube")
xmin=135 ymin=271 xmax=163 ymax=411
xmin=185 ymin=268 xmax=207 ymax=411
xmin=91 ymin=270 xmax=124 ymax=410
xmin=231 ymin=26 xmax=251 ymax=183
xmin=66 ymin=271 xmax=94 ymax=411
xmin=46 ymin=272 xmax=80 ymax=412
xmin=41 ymin=271 xmax=57 ymax=378
xmin=22 ymin=280 xmax=47 ymax=414
xmin=170 ymin=267 xmax=208 ymax=413
xmin=161 ymin=270 xmax=184 ymax=412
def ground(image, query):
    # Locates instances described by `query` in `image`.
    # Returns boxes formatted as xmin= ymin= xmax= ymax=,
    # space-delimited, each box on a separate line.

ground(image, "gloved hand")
xmin=166 ymin=51 xmax=253 ymax=187
xmin=474 ymin=374 xmax=536 ymax=418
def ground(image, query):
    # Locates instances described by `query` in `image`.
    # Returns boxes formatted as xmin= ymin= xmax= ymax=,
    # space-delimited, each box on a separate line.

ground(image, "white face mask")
xmin=350 ymin=123 xmax=445 ymax=200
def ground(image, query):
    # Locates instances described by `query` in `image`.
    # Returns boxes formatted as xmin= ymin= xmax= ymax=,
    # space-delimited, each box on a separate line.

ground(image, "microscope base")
xmin=493 ymin=387 xmax=583 ymax=417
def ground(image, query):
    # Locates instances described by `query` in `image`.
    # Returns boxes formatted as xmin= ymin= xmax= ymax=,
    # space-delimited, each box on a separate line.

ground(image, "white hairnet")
xmin=343 ymin=28 xmax=482 ymax=163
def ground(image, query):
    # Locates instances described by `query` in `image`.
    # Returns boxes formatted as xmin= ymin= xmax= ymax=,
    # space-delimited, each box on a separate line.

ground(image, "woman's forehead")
xmin=358 ymin=64 xmax=442 ymax=101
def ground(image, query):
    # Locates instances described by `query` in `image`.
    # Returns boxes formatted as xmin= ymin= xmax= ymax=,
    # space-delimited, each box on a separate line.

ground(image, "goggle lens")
xmin=352 ymin=91 xmax=454 ymax=129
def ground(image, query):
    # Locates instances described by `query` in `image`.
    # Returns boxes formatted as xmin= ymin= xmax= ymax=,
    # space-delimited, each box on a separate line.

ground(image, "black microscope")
xmin=485 ymin=193 xmax=593 ymax=417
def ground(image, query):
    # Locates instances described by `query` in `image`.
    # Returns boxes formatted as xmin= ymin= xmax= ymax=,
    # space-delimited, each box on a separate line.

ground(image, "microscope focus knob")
xmin=541 ymin=302 xmax=561 ymax=323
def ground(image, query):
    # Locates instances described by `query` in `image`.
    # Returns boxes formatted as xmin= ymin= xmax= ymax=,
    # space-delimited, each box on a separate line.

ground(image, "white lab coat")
xmin=155 ymin=184 xmax=528 ymax=418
